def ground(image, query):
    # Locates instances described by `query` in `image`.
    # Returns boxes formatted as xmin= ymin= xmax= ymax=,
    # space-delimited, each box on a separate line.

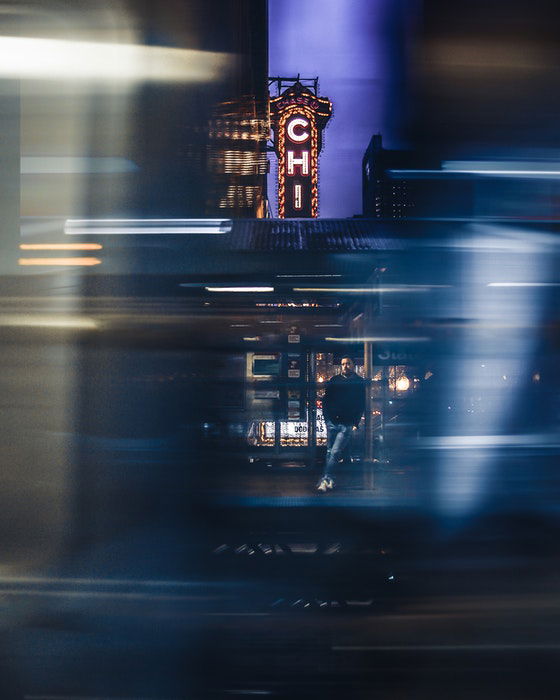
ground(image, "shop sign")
xmin=254 ymin=389 xmax=280 ymax=400
xmin=375 ymin=347 xmax=419 ymax=365
xmin=287 ymin=354 xmax=301 ymax=377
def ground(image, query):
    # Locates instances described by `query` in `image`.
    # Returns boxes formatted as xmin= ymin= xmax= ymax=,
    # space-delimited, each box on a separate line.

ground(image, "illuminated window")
xmin=218 ymin=185 xmax=261 ymax=209
xmin=208 ymin=149 xmax=267 ymax=175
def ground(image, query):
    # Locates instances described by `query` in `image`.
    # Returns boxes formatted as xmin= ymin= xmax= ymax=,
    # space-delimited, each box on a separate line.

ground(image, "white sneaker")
xmin=317 ymin=477 xmax=334 ymax=492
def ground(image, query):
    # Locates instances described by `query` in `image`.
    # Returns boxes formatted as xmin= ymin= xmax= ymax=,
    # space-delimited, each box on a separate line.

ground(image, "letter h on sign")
xmin=287 ymin=150 xmax=309 ymax=175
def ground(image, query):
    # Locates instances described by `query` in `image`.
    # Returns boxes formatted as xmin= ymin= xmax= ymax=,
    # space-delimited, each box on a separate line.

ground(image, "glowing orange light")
xmin=20 ymin=243 xmax=102 ymax=250
xmin=396 ymin=376 xmax=410 ymax=392
xmin=19 ymin=257 xmax=102 ymax=266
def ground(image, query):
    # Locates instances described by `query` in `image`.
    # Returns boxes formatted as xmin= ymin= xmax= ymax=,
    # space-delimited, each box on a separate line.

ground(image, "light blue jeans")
xmin=322 ymin=421 xmax=353 ymax=481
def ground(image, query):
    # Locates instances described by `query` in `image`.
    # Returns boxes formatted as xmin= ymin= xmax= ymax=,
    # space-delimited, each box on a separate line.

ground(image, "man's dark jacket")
xmin=322 ymin=372 xmax=366 ymax=427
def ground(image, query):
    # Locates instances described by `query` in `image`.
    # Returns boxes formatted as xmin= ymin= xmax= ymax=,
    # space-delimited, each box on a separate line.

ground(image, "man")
xmin=317 ymin=357 xmax=366 ymax=492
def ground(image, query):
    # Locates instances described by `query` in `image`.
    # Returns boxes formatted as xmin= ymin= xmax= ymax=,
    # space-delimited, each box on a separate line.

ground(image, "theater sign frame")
xmin=269 ymin=80 xmax=332 ymax=218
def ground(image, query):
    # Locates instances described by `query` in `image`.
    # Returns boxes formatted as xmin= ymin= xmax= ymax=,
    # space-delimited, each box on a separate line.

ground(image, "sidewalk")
xmin=201 ymin=460 xmax=424 ymax=509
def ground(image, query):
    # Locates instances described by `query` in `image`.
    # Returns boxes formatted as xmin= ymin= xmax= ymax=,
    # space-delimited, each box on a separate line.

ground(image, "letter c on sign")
xmin=287 ymin=117 xmax=310 ymax=143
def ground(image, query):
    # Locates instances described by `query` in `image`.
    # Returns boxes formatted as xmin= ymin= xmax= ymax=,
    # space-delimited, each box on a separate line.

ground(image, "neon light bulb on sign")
xmin=294 ymin=184 xmax=303 ymax=209
xmin=287 ymin=150 xmax=309 ymax=175
xmin=287 ymin=117 xmax=310 ymax=143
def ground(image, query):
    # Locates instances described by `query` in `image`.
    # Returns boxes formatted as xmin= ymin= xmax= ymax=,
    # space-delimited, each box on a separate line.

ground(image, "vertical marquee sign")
xmin=270 ymin=81 xmax=332 ymax=218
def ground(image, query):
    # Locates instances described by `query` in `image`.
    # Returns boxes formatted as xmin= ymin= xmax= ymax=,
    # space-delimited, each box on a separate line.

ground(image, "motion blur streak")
xmin=429 ymin=38 xmax=546 ymax=70
xmin=18 ymin=257 xmax=101 ymax=266
xmin=205 ymin=287 xmax=274 ymax=293
xmin=332 ymin=645 xmax=560 ymax=651
xmin=443 ymin=160 xmax=560 ymax=174
xmin=389 ymin=169 xmax=560 ymax=178
xmin=2 ymin=2 xmax=560 ymax=698
xmin=276 ymin=274 xmax=342 ymax=278
xmin=488 ymin=282 xmax=560 ymax=287
xmin=325 ymin=336 xmax=431 ymax=343
xmin=293 ymin=286 xmax=449 ymax=292
xmin=0 ymin=576 xmax=225 ymax=588
xmin=0 ymin=314 xmax=98 ymax=329
xmin=0 ymin=36 xmax=232 ymax=83
xmin=20 ymin=244 xmax=102 ymax=251
xmin=422 ymin=434 xmax=560 ymax=449
xmin=21 ymin=156 xmax=138 ymax=174
xmin=65 ymin=219 xmax=233 ymax=235
xmin=435 ymin=226 xmax=553 ymax=516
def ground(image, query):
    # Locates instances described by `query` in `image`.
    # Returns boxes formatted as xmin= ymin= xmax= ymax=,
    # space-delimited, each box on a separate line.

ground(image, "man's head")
xmin=340 ymin=357 xmax=355 ymax=376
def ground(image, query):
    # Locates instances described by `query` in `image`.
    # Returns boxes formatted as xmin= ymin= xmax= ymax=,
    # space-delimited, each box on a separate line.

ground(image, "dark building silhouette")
xmin=362 ymin=134 xmax=473 ymax=219
xmin=362 ymin=134 xmax=416 ymax=219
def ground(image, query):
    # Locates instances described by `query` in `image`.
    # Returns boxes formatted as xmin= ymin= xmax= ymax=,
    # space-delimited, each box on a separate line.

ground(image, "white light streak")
xmin=390 ymin=166 xmax=560 ymax=178
xmin=0 ymin=36 xmax=231 ymax=83
xmin=276 ymin=274 xmax=342 ymax=278
xmin=419 ymin=434 xmax=560 ymax=449
xmin=0 ymin=314 xmax=98 ymax=329
xmin=206 ymin=287 xmax=274 ymax=293
xmin=293 ymin=286 xmax=447 ymax=293
xmin=487 ymin=282 xmax=560 ymax=287
xmin=65 ymin=219 xmax=232 ymax=235
xmin=325 ymin=336 xmax=430 ymax=343
xmin=444 ymin=160 xmax=560 ymax=174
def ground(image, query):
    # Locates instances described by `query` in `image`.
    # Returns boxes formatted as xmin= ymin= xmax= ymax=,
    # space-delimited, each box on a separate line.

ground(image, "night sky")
xmin=268 ymin=0 xmax=408 ymax=219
